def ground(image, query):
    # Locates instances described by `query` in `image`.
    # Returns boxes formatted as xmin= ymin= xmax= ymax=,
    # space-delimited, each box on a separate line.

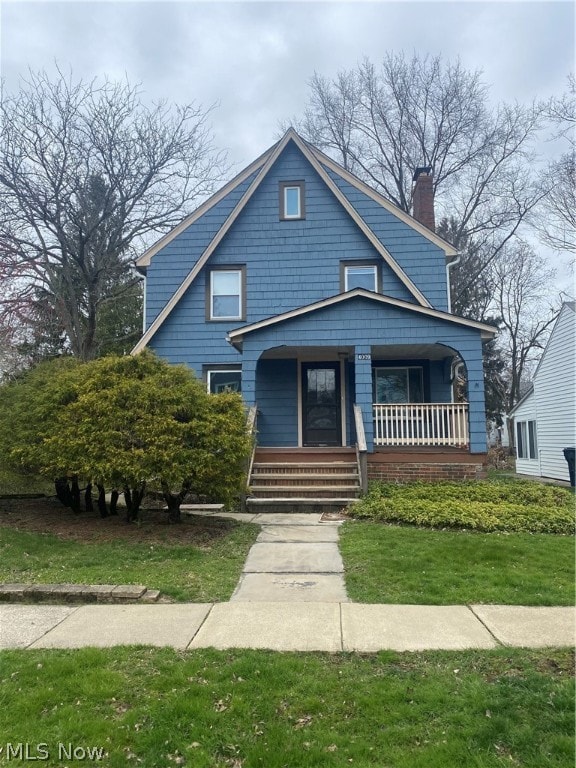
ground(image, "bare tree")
xmin=0 ymin=69 xmax=227 ymax=361
xmin=536 ymin=74 xmax=575 ymax=253
xmin=491 ymin=241 xmax=560 ymax=419
xmin=293 ymin=53 xmax=545 ymax=285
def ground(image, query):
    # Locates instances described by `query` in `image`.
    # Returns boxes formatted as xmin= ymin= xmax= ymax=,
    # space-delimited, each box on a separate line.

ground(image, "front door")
xmin=301 ymin=363 xmax=341 ymax=446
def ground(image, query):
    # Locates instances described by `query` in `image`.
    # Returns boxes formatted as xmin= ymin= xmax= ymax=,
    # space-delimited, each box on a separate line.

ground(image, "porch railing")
xmin=373 ymin=403 xmax=469 ymax=447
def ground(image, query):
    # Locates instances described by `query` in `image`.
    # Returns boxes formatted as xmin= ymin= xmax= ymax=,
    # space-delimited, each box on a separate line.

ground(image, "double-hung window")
xmin=516 ymin=420 xmax=538 ymax=459
xmin=208 ymin=267 xmax=244 ymax=321
xmin=205 ymin=367 xmax=242 ymax=394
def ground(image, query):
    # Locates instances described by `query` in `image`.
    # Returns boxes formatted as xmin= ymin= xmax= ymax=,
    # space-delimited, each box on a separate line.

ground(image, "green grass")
xmin=0 ymin=523 xmax=260 ymax=602
xmin=340 ymin=521 xmax=575 ymax=605
xmin=0 ymin=647 xmax=572 ymax=767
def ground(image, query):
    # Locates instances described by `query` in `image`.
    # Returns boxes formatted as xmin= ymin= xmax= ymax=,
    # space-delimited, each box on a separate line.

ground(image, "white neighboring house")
xmin=508 ymin=302 xmax=576 ymax=482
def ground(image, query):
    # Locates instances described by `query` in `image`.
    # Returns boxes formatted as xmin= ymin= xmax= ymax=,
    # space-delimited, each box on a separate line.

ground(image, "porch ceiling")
xmin=260 ymin=346 xmax=354 ymax=360
xmin=371 ymin=343 xmax=457 ymax=361
xmin=258 ymin=343 xmax=456 ymax=361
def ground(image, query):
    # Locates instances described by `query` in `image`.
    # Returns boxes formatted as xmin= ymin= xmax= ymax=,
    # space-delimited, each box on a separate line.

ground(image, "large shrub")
xmin=0 ymin=352 xmax=251 ymax=520
xmin=349 ymin=480 xmax=575 ymax=534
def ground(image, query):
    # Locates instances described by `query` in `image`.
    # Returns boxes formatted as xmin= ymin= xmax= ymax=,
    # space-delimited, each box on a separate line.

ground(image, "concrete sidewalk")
xmin=1 ymin=602 xmax=574 ymax=652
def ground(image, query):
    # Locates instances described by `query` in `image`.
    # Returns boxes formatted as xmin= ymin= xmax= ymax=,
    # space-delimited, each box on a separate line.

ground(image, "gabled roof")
xmin=531 ymin=301 xmax=576 ymax=380
xmin=508 ymin=385 xmax=535 ymax=416
xmin=133 ymin=129 xmax=456 ymax=354
xmin=226 ymin=289 xmax=497 ymax=350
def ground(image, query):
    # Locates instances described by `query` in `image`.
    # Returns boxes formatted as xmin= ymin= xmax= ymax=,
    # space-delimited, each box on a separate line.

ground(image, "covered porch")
xmin=248 ymin=342 xmax=472 ymax=452
xmin=227 ymin=289 xmax=494 ymax=472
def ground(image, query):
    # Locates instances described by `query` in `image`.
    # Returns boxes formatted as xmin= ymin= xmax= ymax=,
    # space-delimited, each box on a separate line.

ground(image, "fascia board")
xmin=135 ymin=144 xmax=277 ymax=269
xmin=290 ymin=133 xmax=432 ymax=309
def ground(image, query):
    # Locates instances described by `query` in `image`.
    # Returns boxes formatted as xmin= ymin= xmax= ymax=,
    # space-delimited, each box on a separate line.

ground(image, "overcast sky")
xmin=1 ymin=0 xmax=574 ymax=170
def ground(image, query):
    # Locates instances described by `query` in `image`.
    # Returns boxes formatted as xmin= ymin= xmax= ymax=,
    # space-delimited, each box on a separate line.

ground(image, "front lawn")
xmin=0 ymin=647 xmax=573 ymax=768
xmin=0 ymin=500 xmax=259 ymax=602
xmin=342 ymin=477 xmax=575 ymax=605
xmin=340 ymin=521 xmax=575 ymax=605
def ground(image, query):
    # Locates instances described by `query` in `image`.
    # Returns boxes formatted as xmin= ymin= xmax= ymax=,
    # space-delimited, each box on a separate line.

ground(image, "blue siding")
xmin=143 ymin=138 xmax=488 ymax=453
xmin=324 ymin=167 xmax=449 ymax=310
xmin=429 ymin=359 xmax=452 ymax=402
xmin=255 ymin=359 xmax=298 ymax=446
xmin=145 ymin=170 xmax=259 ymax=327
xmin=147 ymin=140 xmax=428 ymax=363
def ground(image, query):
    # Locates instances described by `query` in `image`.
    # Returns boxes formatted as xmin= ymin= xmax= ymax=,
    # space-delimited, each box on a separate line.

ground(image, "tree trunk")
xmin=55 ymin=477 xmax=73 ymax=508
xmin=70 ymin=476 xmax=81 ymax=514
xmin=96 ymin=484 xmax=109 ymax=518
xmin=507 ymin=419 xmax=516 ymax=458
xmin=84 ymin=482 xmax=93 ymax=513
xmin=110 ymin=490 xmax=119 ymax=516
xmin=124 ymin=483 xmax=145 ymax=522
xmin=164 ymin=493 xmax=182 ymax=524
xmin=161 ymin=480 xmax=192 ymax=524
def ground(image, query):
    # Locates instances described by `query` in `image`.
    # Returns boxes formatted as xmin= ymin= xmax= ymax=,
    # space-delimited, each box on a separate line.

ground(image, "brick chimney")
xmin=412 ymin=166 xmax=435 ymax=231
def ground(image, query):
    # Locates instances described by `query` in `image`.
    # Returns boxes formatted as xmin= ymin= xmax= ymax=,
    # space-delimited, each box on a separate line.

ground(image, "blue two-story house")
xmin=134 ymin=129 xmax=495 ymax=501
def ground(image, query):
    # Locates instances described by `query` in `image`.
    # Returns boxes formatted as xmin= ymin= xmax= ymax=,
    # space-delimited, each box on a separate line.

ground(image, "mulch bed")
xmin=0 ymin=496 xmax=239 ymax=545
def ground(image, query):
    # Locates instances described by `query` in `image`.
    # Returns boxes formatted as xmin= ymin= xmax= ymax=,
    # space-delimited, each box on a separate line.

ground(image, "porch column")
xmin=459 ymin=340 xmax=488 ymax=454
xmin=241 ymin=344 xmax=258 ymax=407
xmin=354 ymin=345 xmax=374 ymax=451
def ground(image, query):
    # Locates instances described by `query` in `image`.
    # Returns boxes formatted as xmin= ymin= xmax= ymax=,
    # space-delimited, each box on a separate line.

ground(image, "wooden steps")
xmin=247 ymin=449 xmax=360 ymax=512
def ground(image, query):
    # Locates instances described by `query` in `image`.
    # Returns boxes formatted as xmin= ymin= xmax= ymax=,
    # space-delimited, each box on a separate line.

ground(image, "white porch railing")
xmin=373 ymin=403 xmax=469 ymax=447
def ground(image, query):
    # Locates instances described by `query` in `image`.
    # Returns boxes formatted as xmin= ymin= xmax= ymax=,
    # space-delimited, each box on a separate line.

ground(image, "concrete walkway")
xmin=230 ymin=512 xmax=349 ymax=602
xmin=0 ymin=511 xmax=574 ymax=652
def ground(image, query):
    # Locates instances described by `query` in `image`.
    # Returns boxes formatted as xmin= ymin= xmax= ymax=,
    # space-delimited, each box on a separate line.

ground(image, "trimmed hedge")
xmin=349 ymin=480 xmax=575 ymax=534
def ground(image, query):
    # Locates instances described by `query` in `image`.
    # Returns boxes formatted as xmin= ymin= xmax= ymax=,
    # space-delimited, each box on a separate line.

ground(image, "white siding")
xmin=533 ymin=304 xmax=576 ymax=481
xmin=512 ymin=392 xmax=540 ymax=477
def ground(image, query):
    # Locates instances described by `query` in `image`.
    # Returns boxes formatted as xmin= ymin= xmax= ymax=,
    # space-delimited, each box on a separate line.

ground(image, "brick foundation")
xmin=367 ymin=449 xmax=487 ymax=482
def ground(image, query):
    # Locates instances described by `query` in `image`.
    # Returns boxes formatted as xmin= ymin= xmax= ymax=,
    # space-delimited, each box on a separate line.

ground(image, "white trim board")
xmin=227 ymin=288 xmax=497 ymax=349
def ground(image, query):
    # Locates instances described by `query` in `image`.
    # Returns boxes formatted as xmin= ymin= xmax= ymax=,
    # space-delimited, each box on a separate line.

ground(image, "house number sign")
xmin=357 ymin=354 xmax=371 ymax=361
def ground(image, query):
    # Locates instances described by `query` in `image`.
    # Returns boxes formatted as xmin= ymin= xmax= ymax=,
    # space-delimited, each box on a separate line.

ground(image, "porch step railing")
xmin=373 ymin=403 xmax=469 ymax=447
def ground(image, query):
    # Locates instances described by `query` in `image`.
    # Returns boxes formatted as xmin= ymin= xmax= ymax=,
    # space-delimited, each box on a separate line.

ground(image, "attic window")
xmin=280 ymin=181 xmax=305 ymax=220
xmin=341 ymin=261 xmax=380 ymax=293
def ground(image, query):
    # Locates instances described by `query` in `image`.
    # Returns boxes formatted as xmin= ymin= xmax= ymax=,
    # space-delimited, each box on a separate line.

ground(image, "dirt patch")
xmin=320 ymin=511 xmax=350 ymax=522
xmin=0 ymin=496 xmax=240 ymax=545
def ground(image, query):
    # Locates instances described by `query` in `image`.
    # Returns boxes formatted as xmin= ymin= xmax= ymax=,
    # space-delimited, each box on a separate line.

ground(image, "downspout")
xmin=450 ymin=359 xmax=466 ymax=404
xmin=445 ymin=252 xmax=461 ymax=314
xmin=447 ymin=253 xmax=463 ymax=404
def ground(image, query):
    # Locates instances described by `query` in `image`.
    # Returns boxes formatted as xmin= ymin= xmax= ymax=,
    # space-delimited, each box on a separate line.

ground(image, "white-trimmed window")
xmin=345 ymin=264 xmax=378 ymax=292
xmin=206 ymin=368 xmax=242 ymax=394
xmin=516 ymin=420 xmax=538 ymax=459
xmin=280 ymin=181 xmax=305 ymax=220
xmin=208 ymin=268 xmax=244 ymax=320
xmin=372 ymin=366 xmax=424 ymax=404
